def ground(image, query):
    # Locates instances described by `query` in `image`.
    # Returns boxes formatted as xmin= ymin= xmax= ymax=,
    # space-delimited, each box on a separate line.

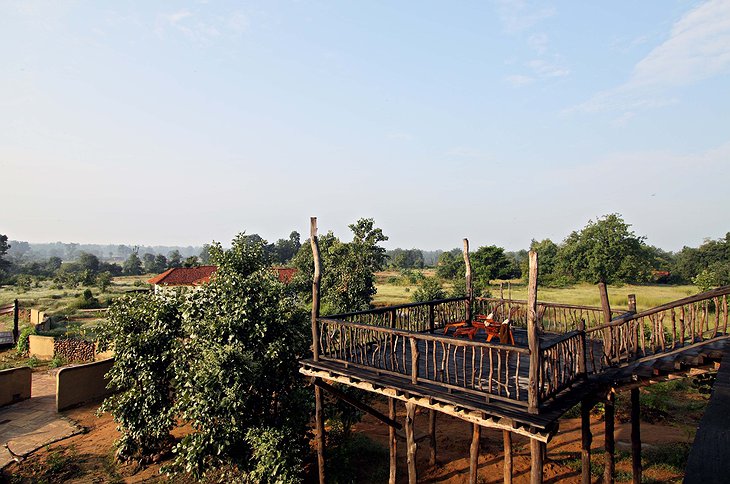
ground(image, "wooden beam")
xmin=598 ymin=282 xmax=613 ymax=364
xmin=530 ymin=439 xmax=544 ymax=484
xmin=527 ymin=250 xmax=540 ymax=414
xmin=314 ymin=378 xmax=402 ymax=430
xmin=469 ymin=423 xmax=481 ymax=484
xmin=604 ymin=390 xmax=615 ymax=484
xmin=389 ymin=398 xmax=397 ymax=484
xmin=581 ymin=399 xmax=592 ymax=484
xmin=429 ymin=409 xmax=437 ymax=466
xmin=310 ymin=217 xmax=321 ymax=362
xmin=314 ymin=385 xmax=326 ymax=484
xmin=405 ymin=402 xmax=418 ymax=484
xmin=631 ymin=388 xmax=642 ymax=484
xmin=463 ymin=238 xmax=473 ymax=323
xmin=503 ymin=430 xmax=513 ymax=484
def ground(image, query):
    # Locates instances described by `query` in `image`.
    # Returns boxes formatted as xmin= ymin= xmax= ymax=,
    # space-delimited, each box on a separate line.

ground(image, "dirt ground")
xmin=2 ymin=388 xmax=698 ymax=483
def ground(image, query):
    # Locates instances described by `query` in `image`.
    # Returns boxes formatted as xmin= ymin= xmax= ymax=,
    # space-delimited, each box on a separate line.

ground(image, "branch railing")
xmin=585 ymin=286 xmax=730 ymax=373
xmin=538 ymin=330 xmax=585 ymax=401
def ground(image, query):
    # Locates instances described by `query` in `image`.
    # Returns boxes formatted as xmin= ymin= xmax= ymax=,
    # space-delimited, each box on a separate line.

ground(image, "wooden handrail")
xmin=475 ymin=297 xmax=626 ymax=314
xmin=539 ymin=330 xmax=582 ymax=350
xmin=326 ymin=297 xmax=467 ymax=319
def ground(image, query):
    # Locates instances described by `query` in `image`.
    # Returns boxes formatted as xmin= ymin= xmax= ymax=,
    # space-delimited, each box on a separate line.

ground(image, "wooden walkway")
xmin=0 ymin=331 xmax=14 ymax=346
xmin=684 ymin=340 xmax=730 ymax=484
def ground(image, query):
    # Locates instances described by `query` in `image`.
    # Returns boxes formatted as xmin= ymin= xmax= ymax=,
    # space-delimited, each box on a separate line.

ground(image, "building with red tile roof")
xmin=148 ymin=266 xmax=217 ymax=293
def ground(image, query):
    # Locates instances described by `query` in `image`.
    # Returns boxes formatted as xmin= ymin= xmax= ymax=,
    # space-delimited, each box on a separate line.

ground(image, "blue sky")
xmin=1 ymin=1 xmax=729 ymax=251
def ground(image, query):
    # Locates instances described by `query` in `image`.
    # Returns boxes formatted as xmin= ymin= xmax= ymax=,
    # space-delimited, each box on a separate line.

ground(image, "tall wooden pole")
xmin=530 ymin=439 xmax=544 ymax=484
xmin=469 ymin=423 xmax=481 ymax=484
xmin=581 ymin=399 xmax=592 ymax=484
xmin=631 ymin=388 xmax=642 ymax=484
xmin=463 ymin=238 xmax=473 ymax=323
xmin=604 ymin=389 xmax=616 ymax=484
xmin=428 ymin=409 xmax=437 ymax=466
xmin=503 ymin=430 xmax=513 ymax=484
xmin=389 ymin=398 xmax=397 ymax=484
xmin=405 ymin=402 xmax=418 ymax=484
xmin=628 ymin=294 xmax=637 ymax=313
xmin=598 ymin=282 xmax=613 ymax=364
xmin=527 ymin=250 xmax=540 ymax=414
xmin=310 ymin=217 xmax=325 ymax=484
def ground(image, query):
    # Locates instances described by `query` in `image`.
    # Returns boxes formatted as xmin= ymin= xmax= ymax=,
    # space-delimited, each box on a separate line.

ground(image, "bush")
xmin=97 ymin=292 xmax=183 ymax=460
xmin=411 ymin=277 xmax=446 ymax=302
xmin=244 ymin=427 xmax=303 ymax=484
xmin=16 ymin=326 xmax=37 ymax=356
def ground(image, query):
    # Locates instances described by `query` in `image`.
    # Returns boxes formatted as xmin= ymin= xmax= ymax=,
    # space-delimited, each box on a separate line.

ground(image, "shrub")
xmin=411 ymin=277 xmax=446 ymax=302
xmin=16 ymin=326 xmax=37 ymax=356
xmin=97 ymin=292 xmax=183 ymax=460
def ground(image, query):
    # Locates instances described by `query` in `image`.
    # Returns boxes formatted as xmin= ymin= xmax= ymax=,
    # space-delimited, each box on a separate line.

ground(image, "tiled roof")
xmin=147 ymin=266 xmax=218 ymax=286
xmin=274 ymin=267 xmax=297 ymax=284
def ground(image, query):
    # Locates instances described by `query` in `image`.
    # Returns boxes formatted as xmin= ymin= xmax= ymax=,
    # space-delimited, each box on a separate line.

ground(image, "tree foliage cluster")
xmin=386 ymin=248 xmax=425 ymax=269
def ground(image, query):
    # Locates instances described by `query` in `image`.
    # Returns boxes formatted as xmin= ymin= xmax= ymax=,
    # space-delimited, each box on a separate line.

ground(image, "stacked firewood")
xmin=54 ymin=338 xmax=96 ymax=362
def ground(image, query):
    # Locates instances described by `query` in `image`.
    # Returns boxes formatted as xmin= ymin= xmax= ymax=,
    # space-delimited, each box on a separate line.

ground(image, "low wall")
xmin=0 ymin=367 xmax=32 ymax=407
xmin=28 ymin=335 xmax=55 ymax=359
xmin=56 ymin=358 xmax=114 ymax=411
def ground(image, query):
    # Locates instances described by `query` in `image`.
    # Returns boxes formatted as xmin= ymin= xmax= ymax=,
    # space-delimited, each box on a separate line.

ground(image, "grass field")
xmin=373 ymin=271 xmax=700 ymax=311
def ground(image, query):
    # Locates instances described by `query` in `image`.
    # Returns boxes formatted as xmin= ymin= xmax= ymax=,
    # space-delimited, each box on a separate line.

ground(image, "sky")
xmin=1 ymin=0 xmax=729 ymax=252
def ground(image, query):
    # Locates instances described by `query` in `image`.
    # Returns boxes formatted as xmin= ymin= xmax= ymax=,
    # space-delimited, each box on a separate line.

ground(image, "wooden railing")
xmin=317 ymin=317 xmax=529 ymax=406
xmin=585 ymin=286 xmax=730 ymax=373
xmin=539 ymin=331 xmax=585 ymax=401
xmin=475 ymin=297 xmax=624 ymax=333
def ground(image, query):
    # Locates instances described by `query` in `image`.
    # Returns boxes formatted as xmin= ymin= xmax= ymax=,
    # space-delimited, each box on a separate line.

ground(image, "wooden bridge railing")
xmin=585 ymin=286 xmax=730 ymax=373
xmin=475 ymin=297 xmax=624 ymax=333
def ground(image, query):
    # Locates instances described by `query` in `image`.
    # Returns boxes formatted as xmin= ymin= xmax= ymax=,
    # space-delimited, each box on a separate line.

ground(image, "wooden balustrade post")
xmin=389 ymin=398 xmax=397 ymax=484
xmin=13 ymin=299 xmax=19 ymax=343
xmin=429 ymin=302 xmax=435 ymax=334
xmin=598 ymin=282 xmax=613 ymax=364
xmin=631 ymin=388 xmax=642 ymax=484
xmin=310 ymin=217 xmax=325 ymax=484
xmin=405 ymin=402 xmax=418 ymax=484
xmin=469 ymin=423 xmax=481 ymax=484
xmin=410 ymin=337 xmax=419 ymax=384
xmin=503 ymin=430 xmax=513 ymax=484
xmin=429 ymin=409 xmax=437 ymax=466
xmin=581 ymin=399 xmax=592 ymax=484
xmin=527 ymin=250 xmax=540 ymax=414
xmin=577 ymin=319 xmax=587 ymax=379
xmin=463 ymin=238 xmax=473 ymax=324
xmin=604 ymin=389 xmax=616 ymax=484
xmin=627 ymin=294 xmax=637 ymax=313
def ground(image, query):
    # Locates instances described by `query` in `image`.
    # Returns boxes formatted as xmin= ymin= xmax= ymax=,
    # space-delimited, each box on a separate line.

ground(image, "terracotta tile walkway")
xmin=0 ymin=370 xmax=82 ymax=469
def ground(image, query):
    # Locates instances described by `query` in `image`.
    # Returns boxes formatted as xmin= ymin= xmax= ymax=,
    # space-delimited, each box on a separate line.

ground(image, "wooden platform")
xmin=0 ymin=331 xmax=14 ymax=346
xmin=683 ymin=340 xmax=730 ymax=484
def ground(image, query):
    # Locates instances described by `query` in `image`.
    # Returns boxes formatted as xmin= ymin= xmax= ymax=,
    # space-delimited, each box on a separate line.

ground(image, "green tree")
xmin=555 ymin=214 xmax=652 ymax=284
xmin=96 ymin=271 xmax=113 ymax=292
xmin=78 ymin=252 xmax=100 ymax=273
xmin=182 ymin=256 xmax=200 ymax=267
xmin=142 ymin=253 xmax=156 ymax=273
xmin=411 ymin=277 xmax=446 ymax=302
xmin=0 ymin=234 xmax=10 ymax=278
xmin=435 ymin=249 xmax=463 ymax=280
xmin=170 ymin=234 xmax=309 ymax=481
xmin=167 ymin=250 xmax=182 ymax=269
xmin=273 ymin=231 xmax=302 ymax=264
xmin=123 ymin=251 xmax=143 ymax=276
xmin=154 ymin=254 xmax=168 ymax=273
xmin=97 ymin=293 xmax=183 ymax=459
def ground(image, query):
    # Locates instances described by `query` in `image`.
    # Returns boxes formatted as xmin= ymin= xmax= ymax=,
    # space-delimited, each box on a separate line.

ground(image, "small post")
xmin=527 ymin=250 xmax=540 ymax=414
xmin=627 ymin=294 xmax=637 ymax=313
xmin=530 ymin=439 xmax=544 ymax=484
xmin=469 ymin=423 xmax=481 ymax=484
xmin=428 ymin=302 xmax=435 ymax=334
xmin=463 ymin=238 xmax=473 ymax=323
xmin=578 ymin=319 xmax=587 ymax=378
xmin=310 ymin=218 xmax=325 ymax=484
xmin=410 ymin=337 xmax=419 ymax=385
xmin=500 ymin=282 xmax=504 ymax=300
xmin=503 ymin=430 xmax=513 ymax=484
xmin=13 ymin=299 xmax=19 ymax=343
xmin=631 ymin=388 xmax=642 ymax=484
xmin=598 ymin=282 xmax=613 ymax=363
xmin=604 ymin=389 xmax=616 ymax=484
xmin=389 ymin=398 xmax=397 ymax=484
xmin=581 ymin=399 xmax=592 ymax=484
xmin=405 ymin=402 xmax=418 ymax=484
xmin=429 ymin=409 xmax=437 ymax=466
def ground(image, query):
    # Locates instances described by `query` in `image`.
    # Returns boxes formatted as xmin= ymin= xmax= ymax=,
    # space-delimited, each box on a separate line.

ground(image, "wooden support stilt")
xmin=428 ymin=409 xmax=437 ymax=466
xmin=389 ymin=398 xmax=397 ymax=484
xmin=598 ymin=282 xmax=613 ymax=363
xmin=581 ymin=399 xmax=592 ymax=484
xmin=314 ymin=385 xmax=326 ymax=484
xmin=469 ymin=423 xmax=481 ymax=484
xmin=503 ymin=430 xmax=513 ymax=484
xmin=405 ymin=402 xmax=418 ymax=484
xmin=463 ymin=239 xmax=473 ymax=323
xmin=527 ymin=250 xmax=540 ymax=414
xmin=631 ymin=388 xmax=642 ymax=484
xmin=310 ymin=217 xmax=326 ymax=484
xmin=530 ymin=439 xmax=544 ymax=484
xmin=604 ymin=390 xmax=616 ymax=484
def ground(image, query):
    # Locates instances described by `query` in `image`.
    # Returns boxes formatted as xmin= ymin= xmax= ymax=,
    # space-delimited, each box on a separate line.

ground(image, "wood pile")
xmin=54 ymin=338 xmax=96 ymax=362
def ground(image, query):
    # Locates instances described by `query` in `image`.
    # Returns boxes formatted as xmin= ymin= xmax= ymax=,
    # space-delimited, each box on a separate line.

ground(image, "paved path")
xmin=0 ymin=370 xmax=82 ymax=469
